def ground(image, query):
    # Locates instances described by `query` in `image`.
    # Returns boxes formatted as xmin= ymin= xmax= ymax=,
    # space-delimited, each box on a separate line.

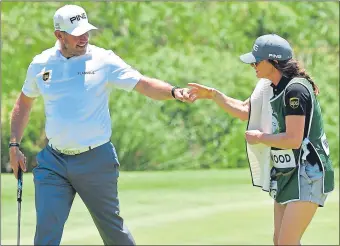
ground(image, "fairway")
xmin=1 ymin=169 xmax=339 ymax=245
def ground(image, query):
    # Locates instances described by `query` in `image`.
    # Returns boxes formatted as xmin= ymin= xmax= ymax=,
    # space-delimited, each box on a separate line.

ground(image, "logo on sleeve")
xmin=289 ymin=97 xmax=299 ymax=109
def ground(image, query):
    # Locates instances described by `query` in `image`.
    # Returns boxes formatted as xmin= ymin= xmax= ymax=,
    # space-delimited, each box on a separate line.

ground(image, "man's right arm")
xmin=10 ymin=92 xmax=35 ymax=143
xmin=9 ymin=92 xmax=35 ymax=178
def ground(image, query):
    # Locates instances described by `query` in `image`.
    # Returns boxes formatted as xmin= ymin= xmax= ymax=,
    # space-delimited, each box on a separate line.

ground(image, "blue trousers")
xmin=33 ymin=142 xmax=135 ymax=245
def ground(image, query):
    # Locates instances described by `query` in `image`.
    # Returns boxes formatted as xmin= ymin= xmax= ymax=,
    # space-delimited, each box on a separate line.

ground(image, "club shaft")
xmin=17 ymin=168 xmax=23 ymax=246
xmin=17 ymin=201 xmax=21 ymax=245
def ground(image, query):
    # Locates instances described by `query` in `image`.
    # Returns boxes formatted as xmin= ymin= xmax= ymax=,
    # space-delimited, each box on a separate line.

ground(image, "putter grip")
xmin=17 ymin=168 xmax=23 ymax=202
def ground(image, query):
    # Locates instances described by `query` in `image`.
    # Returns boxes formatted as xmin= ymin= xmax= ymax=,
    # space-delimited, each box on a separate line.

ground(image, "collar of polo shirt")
xmin=54 ymin=40 xmax=92 ymax=59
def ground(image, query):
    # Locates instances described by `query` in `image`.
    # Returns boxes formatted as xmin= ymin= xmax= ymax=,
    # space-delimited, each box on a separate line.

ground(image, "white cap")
xmin=53 ymin=5 xmax=97 ymax=36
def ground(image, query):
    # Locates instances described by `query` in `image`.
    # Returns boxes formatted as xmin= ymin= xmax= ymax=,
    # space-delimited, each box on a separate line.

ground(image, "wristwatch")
xmin=171 ymin=86 xmax=180 ymax=99
xmin=9 ymin=142 xmax=20 ymax=148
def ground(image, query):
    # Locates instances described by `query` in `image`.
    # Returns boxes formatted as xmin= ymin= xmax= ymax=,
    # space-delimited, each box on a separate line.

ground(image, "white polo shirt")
xmin=22 ymin=42 xmax=142 ymax=150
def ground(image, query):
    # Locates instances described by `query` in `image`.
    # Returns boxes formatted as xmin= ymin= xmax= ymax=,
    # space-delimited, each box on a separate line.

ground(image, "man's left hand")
xmin=245 ymin=130 xmax=263 ymax=145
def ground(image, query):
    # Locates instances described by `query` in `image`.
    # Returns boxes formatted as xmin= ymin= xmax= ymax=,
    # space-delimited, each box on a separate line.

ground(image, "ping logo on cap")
xmin=70 ymin=12 xmax=87 ymax=24
xmin=269 ymin=54 xmax=282 ymax=59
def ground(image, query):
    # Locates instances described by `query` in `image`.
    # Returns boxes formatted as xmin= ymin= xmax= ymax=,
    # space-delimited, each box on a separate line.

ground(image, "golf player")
xmin=9 ymin=4 xmax=193 ymax=245
xmin=187 ymin=34 xmax=334 ymax=245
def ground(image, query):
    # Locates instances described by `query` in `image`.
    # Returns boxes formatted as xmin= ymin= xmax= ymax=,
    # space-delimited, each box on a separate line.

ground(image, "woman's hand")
xmin=187 ymin=83 xmax=217 ymax=102
xmin=245 ymin=130 xmax=263 ymax=145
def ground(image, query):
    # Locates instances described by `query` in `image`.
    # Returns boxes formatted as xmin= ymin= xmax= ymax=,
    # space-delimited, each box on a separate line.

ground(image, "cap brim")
xmin=67 ymin=23 xmax=98 ymax=36
xmin=239 ymin=52 xmax=256 ymax=64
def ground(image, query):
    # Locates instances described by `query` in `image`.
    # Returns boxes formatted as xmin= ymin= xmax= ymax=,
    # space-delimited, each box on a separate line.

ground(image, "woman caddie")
xmin=188 ymin=34 xmax=334 ymax=245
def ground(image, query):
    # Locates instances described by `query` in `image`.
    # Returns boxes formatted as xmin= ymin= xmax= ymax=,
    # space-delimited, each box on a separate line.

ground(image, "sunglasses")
xmin=251 ymin=61 xmax=261 ymax=67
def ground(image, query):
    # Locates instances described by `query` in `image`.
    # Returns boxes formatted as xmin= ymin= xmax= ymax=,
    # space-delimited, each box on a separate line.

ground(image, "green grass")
xmin=1 ymin=169 xmax=339 ymax=245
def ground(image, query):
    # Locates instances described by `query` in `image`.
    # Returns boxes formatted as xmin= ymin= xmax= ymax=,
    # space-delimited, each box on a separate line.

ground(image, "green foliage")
xmin=1 ymin=2 xmax=339 ymax=171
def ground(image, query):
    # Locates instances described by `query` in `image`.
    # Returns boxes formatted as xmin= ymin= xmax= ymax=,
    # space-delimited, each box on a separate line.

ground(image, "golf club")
xmin=17 ymin=168 xmax=23 ymax=246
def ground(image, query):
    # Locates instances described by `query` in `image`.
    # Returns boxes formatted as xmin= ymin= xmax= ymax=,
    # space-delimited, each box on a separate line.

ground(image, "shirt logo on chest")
xmin=42 ymin=70 xmax=52 ymax=82
xmin=78 ymin=71 xmax=95 ymax=75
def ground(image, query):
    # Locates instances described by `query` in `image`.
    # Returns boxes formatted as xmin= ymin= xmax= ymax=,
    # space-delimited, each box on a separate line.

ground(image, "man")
xmin=9 ymin=4 xmax=193 ymax=245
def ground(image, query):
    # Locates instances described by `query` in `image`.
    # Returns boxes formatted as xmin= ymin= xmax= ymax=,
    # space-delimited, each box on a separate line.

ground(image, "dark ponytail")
xmin=268 ymin=59 xmax=319 ymax=95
